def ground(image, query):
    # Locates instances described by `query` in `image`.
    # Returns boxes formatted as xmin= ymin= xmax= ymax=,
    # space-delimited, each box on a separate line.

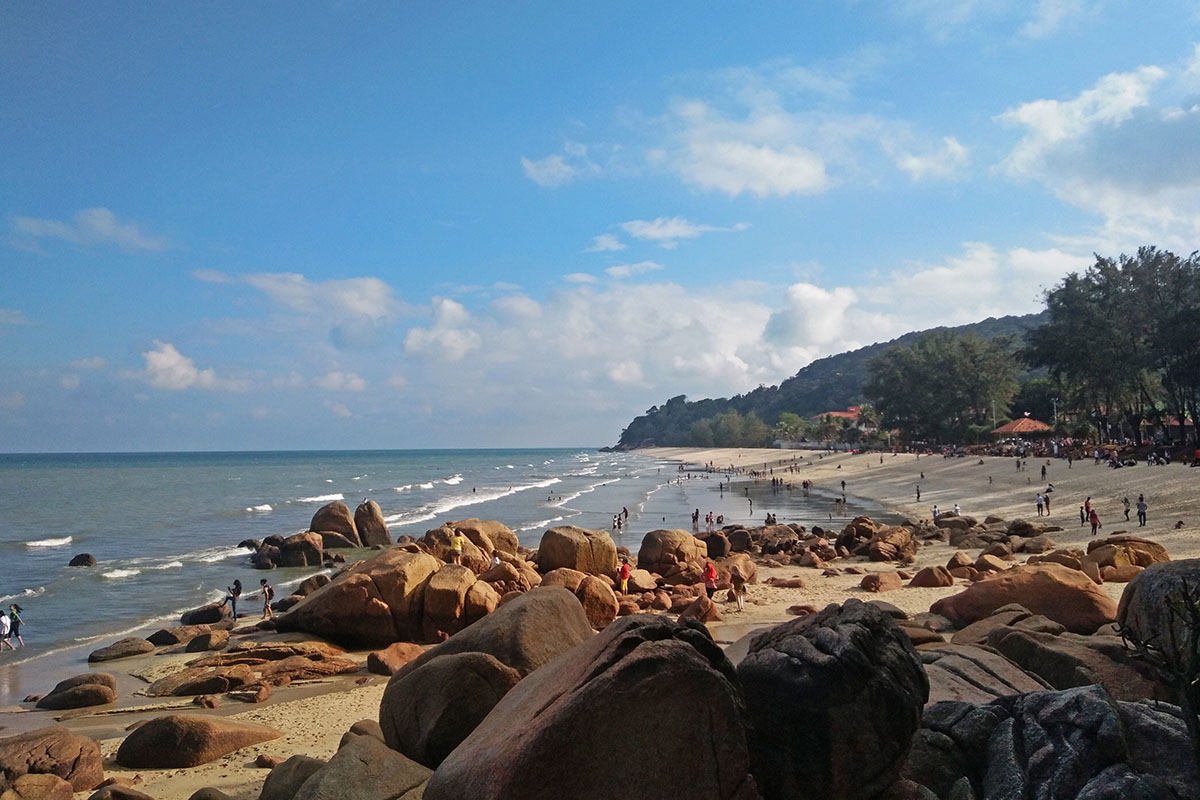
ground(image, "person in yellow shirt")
xmin=450 ymin=532 xmax=464 ymax=565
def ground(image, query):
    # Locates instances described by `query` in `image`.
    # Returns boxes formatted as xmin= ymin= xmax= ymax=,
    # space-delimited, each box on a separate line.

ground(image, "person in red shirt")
xmin=703 ymin=562 xmax=718 ymax=599
xmin=1089 ymin=508 xmax=1101 ymax=536
xmin=619 ymin=561 xmax=630 ymax=595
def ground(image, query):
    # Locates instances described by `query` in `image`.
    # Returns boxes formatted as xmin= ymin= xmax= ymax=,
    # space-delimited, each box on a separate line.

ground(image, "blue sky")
xmin=3 ymin=2 xmax=1200 ymax=451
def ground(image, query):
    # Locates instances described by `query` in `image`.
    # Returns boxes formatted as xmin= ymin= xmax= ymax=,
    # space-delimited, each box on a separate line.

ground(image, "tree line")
xmin=615 ymin=247 xmax=1200 ymax=449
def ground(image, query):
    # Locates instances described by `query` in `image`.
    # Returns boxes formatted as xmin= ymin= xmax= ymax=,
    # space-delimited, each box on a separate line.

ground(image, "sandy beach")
xmin=8 ymin=446 xmax=1198 ymax=799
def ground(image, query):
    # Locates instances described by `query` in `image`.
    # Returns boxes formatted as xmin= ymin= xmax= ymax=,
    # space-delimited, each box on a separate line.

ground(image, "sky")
xmin=3 ymin=2 xmax=1200 ymax=452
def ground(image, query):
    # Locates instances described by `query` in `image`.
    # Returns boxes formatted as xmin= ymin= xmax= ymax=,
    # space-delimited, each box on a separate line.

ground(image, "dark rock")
xmin=354 ymin=500 xmax=392 ymax=547
xmin=1117 ymin=559 xmax=1200 ymax=674
xmin=949 ymin=605 xmax=1065 ymax=647
xmin=146 ymin=625 xmax=213 ymax=647
xmin=180 ymin=603 xmax=231 ymax=626
xmin=259 ymin=755 xmax=326 ymax=800
xmin=87 ymin=786 xmax=155 ymax=800
xmin=920 ymin=643 xmax=1050 ymax=705
xmin=189 ymin=789 xmax=234 ymax=800
xmin=68 ymin=553 xmax=96 ymax=567
xmin=737 ymin=599 xmax=927 ymax=800
xmin=293 ymin=734 xmax=430 ymax=800
xmin=424 ymin=614 xmax=757 ymax=800
xmin=185 ymin=630 xmax=230 ymax=653
xmin=0 ymin=726 xmax=104 ymax=792
xmin=115 ymin=714 xmax=280 ymax=768
xmin=35 ymin=682 xmax=116 ymax=711
xmin=986 ymin=627 xmax=1165 ymax=701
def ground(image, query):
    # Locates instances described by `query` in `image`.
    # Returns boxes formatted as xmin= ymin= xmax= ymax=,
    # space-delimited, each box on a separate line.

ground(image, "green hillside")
xmin=614 ymin=311 xmax=1046 ymax=448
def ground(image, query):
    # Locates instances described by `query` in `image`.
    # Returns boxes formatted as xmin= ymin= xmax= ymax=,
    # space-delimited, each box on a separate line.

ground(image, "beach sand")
xmin=12 ymin=446 xmax=1199 ymax=798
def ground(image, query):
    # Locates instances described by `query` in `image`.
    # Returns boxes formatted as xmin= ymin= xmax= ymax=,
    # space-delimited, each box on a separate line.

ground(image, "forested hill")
xmin=614 ymin=311 xmax=1046 ymax=448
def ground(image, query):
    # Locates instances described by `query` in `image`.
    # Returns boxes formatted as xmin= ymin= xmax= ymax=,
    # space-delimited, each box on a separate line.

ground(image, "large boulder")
xmin=180 ymin=603 xmax=231 ymax=626
xmin=449 ymin=519 xmax=519 ymax=556
xmin=903 ymin=685 xmax=1200 ymax=800
xmin=380 ymin=651 xmax=521 ymax=768
xmin=424 ymin=615 xmax=759 ymax=800
xmin=422 ymin=565 xmax=477 ymax=636
xmin=310 ymin=501 xmax=360 ymax=546
xmin=637 ymin=529 xmax=707 ymax=576
xmin=260 ymin=755 xmax=326 ymax=800
xmin=920 ymin=643 xmax=1050 ymax=705
xmin=1118 ymin=559 xmax=1200 ymax=675
xmin=145 ymin=664 xmax=256 ymax=697
xmin=34 ymin=674 xmax=117 ymax=710
xmin=0 ymin=726 xmax=103 ymax=792
xmin=115 ymin=715 xmax=280 ymax=768
xmin=147 ymin=624 xmax=213 ymax=646
xmin=354 ymin=500 xmax=392 ymax=547
xmin=1 ymin=772 xmax=74 ymax=799
xmin=275 ymin=549 xmax=442 ymax=647
xmin=1087 ymin=535 xmax=1169 ymax=567
xmin=382 ymin=586 xmax=593 ymax=681
xmin=423 ymin=525 xmax=489 ymax=572
xmin=574 ymin=575 xmax=619 ymax=630
xmin=88 ymin=637 xmax=154 ymax=663
xmin=277 ymin=532 xmax=324 ymax=568
xmin=535 ymin=526 xmax=617 ymax=576
xmin=868 ymin=527 xmax=915 ymax=562
xmin=293 ymin=733 xmax=430 ymax=800
xmin=930 ymin=563 xmax=1116 ymax=634
xmin=367 ymin=642 xmax=426 ymax=676
xmin=736 ymin=599 xmax=928 ymax=800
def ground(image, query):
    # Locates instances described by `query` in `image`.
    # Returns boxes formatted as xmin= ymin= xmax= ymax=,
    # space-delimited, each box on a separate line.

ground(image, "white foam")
xmin=245 ymin=504 xmax=273 ymax=513
xmin=0 ymin=587 xmax=44 ymax=603
xmin=418 ymin=482 xmax=434 ymax=490
xmin=148 ymin=561 xmax=184 ymax=570
xmin=383 ymin=477 xmax=562 ymax=528
xmin=25 ymin=536 xmax=72 ymax=548
xmin=394 ymin=484 xmax=413 ymax=492
xmin=197 ymin=547 xmax=249 ymax=564
xmin=515 ymin=515 xmax=567 ymax=532
xmin=444 ymin=474 xmax=464 ymax=485
xmin=296 ymin=493 xmax=344 ymax=503
xmin=102 ymin=568 xmax=141 ymax=579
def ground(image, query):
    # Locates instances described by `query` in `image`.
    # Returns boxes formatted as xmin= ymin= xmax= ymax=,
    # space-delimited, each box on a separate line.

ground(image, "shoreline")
xmin=3 ymin=445 xmax=1196 ymax=798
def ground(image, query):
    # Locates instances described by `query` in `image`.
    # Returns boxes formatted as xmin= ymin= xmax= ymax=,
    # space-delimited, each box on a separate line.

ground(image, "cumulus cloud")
xmin=894 ymin=137 xmax=969 ymax=181
xmin=404 ymin=297 xmax=483 ymax=361
xmin=521 ymin=142 xmax=603 ymax=188
xmin=621 ymin=217 xmax=748 ymax=249
xmin=605 ymin=261 xmax=663 ymax=279
xmin=60 ymin=375 xmax=80 ymax=390
xmin=243 ymin=273 xmax=398 ymax=320
xmin=585 ymin=234 xmax=625 ymax=253
xmin=192 ymin=269 xmax=232 ymax=283
xmin=11 ymin=207 xmax=169 ymax=252
xmin=677 ymin=140 xmax=829 ymax=197
xmin=1020 ymin=0 xmax=1088 ymax=39
xmin=141 ymin=341 xmax=247 ymax=391
xmin=315 ymin=371 xmax=367 ymax=392
xmin=564 ymin=272 xmax=598 ymax=284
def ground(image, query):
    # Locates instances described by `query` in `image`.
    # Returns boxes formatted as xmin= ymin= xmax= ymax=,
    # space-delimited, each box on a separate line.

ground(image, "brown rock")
xmin=1102 ymin=564 xmax=1144 ymax=582
xmin=908 ymin=566 xmax=954 ymax=588
xmin=0 ymin=726 xmax=104 ymax=792
xmin=869 ymin=528 xmax=915 ymax=562
xmin=147 ymin=624 xmax=213 ymax=646
xmin=35 ymin=672 xmax=118 ymax=710
xmin=228 ymin=683 xmax=271 ymax=703
xmin=185 ymin=629 xmax=230 ymax=653
xmin=354 ymin=500 xmax=392 ymax=547
xmin=4 ymin=773 xmax=74 ymax=800
xmin=278 ymin=532 xmax=324 ymax=568
xmin=946 ymin=551 xmax=973 ymax=570
xmin=627 ymin=568 xmax=658 ymax=593
xmin=974 ymin=554 xmax=1009 ymax=573
xmin=145 ymin=664 xmax=256 ymax=697
xmin=180 ymin=603 xmax=231 ymax=626
xmin=87 ymin=637 xmax=154 ymax=663
xmin=636 ymin=529 xmax=707 ymax=577
xmin=422 ymin=564 xmax=478 ymax=636
xmin=463 ymin=580 xmax=501 ymax=626
xmin=450 ymin=519 xmax=520 ymax=556
xmin=930 ymin=564 xmax=1117 ymax=634
xmin=678 ymin=594 xmax=722 ymax=623
xmin=574 ymin=576 xmax=618 ymax=630
xmin=539 ymin=567 xmax=586 ymax=593
xmin=921 ymin=643 xmax=1050 ymax=705
xmin=862 ymin=572 xmax=903 ymax=592
xmin=310 ymin=501 xmax=359 ymax=545
xmin=1086 ymin=535 xmax=1169 ymax=567
xmin=536 ymin=526 xmax=617 ymax=576
xmin=115 ymin=714 xmax=280 ymax=768
xmin=193 ymin=695 xmax=220 ymax=709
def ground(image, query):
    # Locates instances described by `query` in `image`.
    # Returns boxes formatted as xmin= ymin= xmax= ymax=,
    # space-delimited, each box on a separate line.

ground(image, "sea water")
xmin=0 ymin=448 xmax=883 ymax=706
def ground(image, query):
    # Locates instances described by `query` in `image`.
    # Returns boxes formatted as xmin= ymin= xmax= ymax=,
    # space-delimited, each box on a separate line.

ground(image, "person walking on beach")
xmin=260 ymin=579 xmax=275 ymax=619
xmin=931 ymin=504 xmax=939 ymax=519
xmin=1036 ymin=493 xmax=1044 ymax=516
xmin=1079 ymin=506 xmax=1086 ymax=526
xmin=8 ymin=605 xmax=23 ymax=647
xmin=1137 ymin=497 xmax=1148 ymax=527
xmin=0 ymin=612 xmax=12 ymax=651
xmin=1089 ymin=508 xmax=1101 ymax=536
xmin=221 ymin=580 xmax=242 ymax=620
xmin=1043 ymin=493 xmax=1050 ymax=515
xmin=703 ymin=562 xmax=718 ymax=599
xmin=730 ymin=566 xmax=747 ymax=612
xmin=1123 ymin=497 xmax=1131 ymax=521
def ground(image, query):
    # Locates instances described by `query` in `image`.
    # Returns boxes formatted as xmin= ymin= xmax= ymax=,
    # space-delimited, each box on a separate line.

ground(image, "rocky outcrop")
xmin=145 ymin=664 xmax=256 ymax=697
xmin=147 ymin=624 xmax=214 ymax=646
xmin=737 ymin=600 xmax=928 ymax=800
xmin=87 ymin=637 xmax=154 ymax=663
xmin=868 ymin=527 xmax=915 ymax=562
xmin=901 ymin=685 xmax=1200 ymax=799
xmin=930 ymin=563 xmax=1116 ymax=634
xmin=920 ymin=643 xmax=1050 ymax=705
xmin=35 ymin=673 xmax=117 ymax=711
xmin=293 ymin=734 xmax=431 ymax=800
xmin=424 ymin=615 xmax=759 ymax=800
xmin=0 ymin=726 xmax=104 ymax=792
xmin=276 ymin=532 xmax=324 ymax=568
xmin=380 ymin=651 xmax=521 ymax=769
xmin=1117 ymin=559 xmax=1200 ymax=672
xmin=310 ymin=501 xmax=360 ymax=546
xmin=260 ymin=756 xmax=326 ymax=800
xmin=1087 ymin=534 xmax=1170 ymax=567
xmin=180 ymin=603 xmax=231 ymax=626
xmin=449 ymin=519 xmax=519 ymax=556
xmin=535 ymin=526 xmax=617 ymax=576
xmin=275 ymin=549 xmax=442 ymax=647
xmin=574 ymin=575 xmax=618 ymax=630
xmin=636 ymin=529 xmax=707 ymax=580
xmin=354 ymin=500 xmax=392 ymax=547
xmin=115 ymin=715 xmax=280 ymax=768
xmin=421 ymin=565 xmax=477 ymax=637
xmin=2 ymin=772 xmax=74 ymax=799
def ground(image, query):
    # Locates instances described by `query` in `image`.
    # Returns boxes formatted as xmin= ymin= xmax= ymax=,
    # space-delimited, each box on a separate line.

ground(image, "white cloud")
xmin=60 ymin=375 xmax=80 ymax=391
xmin=329 ymin=402 xmax=352 ymax=418
xmin=243 ymin=273 xmax=398 ymax=320
xmin=1020 ymin=0 xmax=1087 ymax=39
xmin=605 ymin=261 xmax=664 ymax=279
xmin=677 ymin=140 xmax=829 ymax=197
xmin=607 ymin=360 xmax=644 ymax=384
xmin=0 ymin=309 xmax=31 ymax=326
xmin=620 ymin=217 xmax=748 ymax=249
xmin=141 ymin=341 xmax=246 ymax=391
xmin=491 ymin=294 xmax=542 ymax=320
xmin=315 ymin=371 xmax=367 ymax=392
xmin=11 ymin=207 xmax=168 ymax=252
xmin=193 ymin=269 xmax=232 ymax=284
xmin=69 ymin=357 xmax=107 ymax=370
xmin=404 ymin=297 xmax=483 ymax=361
xmin=584 ymin=234 xmax=625 ymax=253
xmin=894 ymin=136 xmax=969 ymax=181
xmin=521 ymin=155 xmax=577 ymax=187
xmin=388 ymin=374 xmax=408 ymax=388
xmin=251 ymin=407 xmax=272 ymax=419
xmin=564 ymin=272 xmax=598 ymax=284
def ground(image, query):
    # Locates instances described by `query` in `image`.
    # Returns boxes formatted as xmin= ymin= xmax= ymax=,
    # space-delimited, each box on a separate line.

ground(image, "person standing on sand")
xmin=1137 ymin=497 xmax=1148 ymax=527
xmin=916 ymin=485 xmax=921 ymax=501
xmin=1036 ymin=493 xmax=1044 ymax=516
xmin=260 ymin=579 xmax=275 ymax=619
xmin=1079 ymin=506 xmax=1086 ymax=526
xmin=1124 ymin=497 xmax=1131 ymax=521
xmin=730 ymin=566 xmax=747 ymax=612
xmin=1090 ymin=508 xmax=1101 ymax=536
xmin=0 ymin=612 xmax=12 ymax=650
xmin=1044 ymin=493 xmax=1050 ymax=515
xmin=1085 ymin=497 xmax=1092 ymax=516
xmin=703 ymin=562 xmax=718 ymax=599
xmin=619 ymin=561 xmax=630 ymax=595
xmin=8 ymin=605 xmax=23 ymax=647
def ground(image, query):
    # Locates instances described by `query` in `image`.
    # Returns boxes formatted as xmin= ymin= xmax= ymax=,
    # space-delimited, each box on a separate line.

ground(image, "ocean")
xmin=0 ymin=447 xmax=879 ymax=708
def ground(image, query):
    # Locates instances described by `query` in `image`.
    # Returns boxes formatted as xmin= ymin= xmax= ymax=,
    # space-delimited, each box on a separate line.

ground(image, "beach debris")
xmin=35 ymin=673 xmax=117 ymax=711
xmin=88 ymin=637 xmax=155 ymax=663
xmin=534 ymin=525 xmax=618 ymax=577
xmin=354 ymin=499 xmax=392 ymax=547
xmin=738 ymin=599 xmax=927 ymax=800
xmin=0 ymin=725 xmax=104 ymax=792
xmin=903 ymin=685 xmax=1198 ymax=798
xmin=68 ymin=552 xmax=95 ymax=567
xmin=424 ymin=615 xmax=755 ymax=800
xmin=921 ymin=643 xmax=1050 ymax=705
xmin=381 ymin=651 xmax=521 ymax=769
xmin=931 ymin=563 xmax=1117 ymax=634
xmin=115 ymin=714 xmax=280 ymax=769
